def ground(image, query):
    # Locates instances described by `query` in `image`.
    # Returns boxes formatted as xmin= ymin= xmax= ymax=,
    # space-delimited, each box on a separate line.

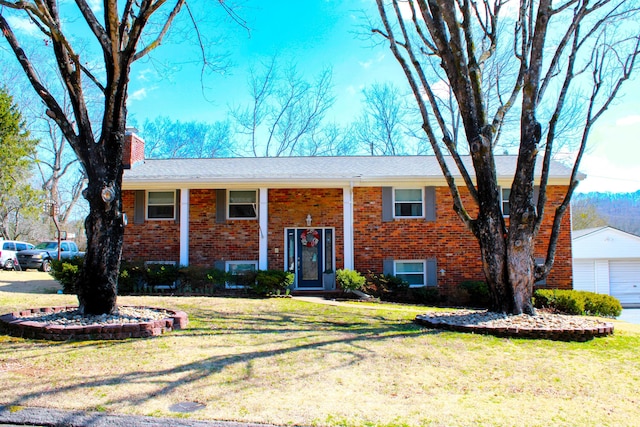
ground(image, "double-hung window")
xmin=147 ymin=191 xmax=176 ymax=220
xmin=501 ymin=188 xmax=511 ymax=217
xmin=228 ymin=190 xmax=257 ymax=219
xmin=394 ymin=188 xmax=424 ymax=218
xmin=395 ymin=260 xmax=426 ymax=287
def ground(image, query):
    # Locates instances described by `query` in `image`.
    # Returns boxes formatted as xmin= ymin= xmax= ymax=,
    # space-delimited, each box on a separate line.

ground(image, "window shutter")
xmin=535 ymin=257 xmax=547 ymax=285
xmin=216 ymin=189 xmax=226 ymax=224
xmin=424 ymin=186 xmax=436 ymax=221
xmin=134 ymin=190 xmax=145 ymax=224
xmin=383 ymin=259 xmax=394 ymax=276
xmin=426 ymin=258 xmax=438 ymax=286
xmin=382 ymin=187 xmax=393 ymax=222
xmin=174 ymin=189 xmax=181 ymax=224
xmin=214 ymin=260 xmax=225 ymax=271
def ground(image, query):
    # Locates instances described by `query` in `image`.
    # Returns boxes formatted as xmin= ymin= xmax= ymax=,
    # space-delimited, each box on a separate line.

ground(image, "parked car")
xmin=16 ymin=240 xmax=84 ymax=272
xmin=0 ymin=240 xmax=35 ymax=270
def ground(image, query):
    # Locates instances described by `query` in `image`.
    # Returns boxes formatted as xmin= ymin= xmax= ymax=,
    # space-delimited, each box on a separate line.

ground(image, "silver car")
xmin=0 ymin=240 xmax=35 ymax=270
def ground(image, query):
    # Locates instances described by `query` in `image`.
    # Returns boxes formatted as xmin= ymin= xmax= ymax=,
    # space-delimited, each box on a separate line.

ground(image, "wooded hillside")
xmin=572 ymin=191 xmax=640 ymax=236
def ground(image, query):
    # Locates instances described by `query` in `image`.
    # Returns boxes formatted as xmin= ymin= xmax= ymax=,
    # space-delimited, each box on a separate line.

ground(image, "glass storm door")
xmin=296 ymin=228 xmax=323 ymax=288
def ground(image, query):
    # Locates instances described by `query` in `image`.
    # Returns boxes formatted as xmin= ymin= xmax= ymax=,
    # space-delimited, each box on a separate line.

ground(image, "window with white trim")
xmin=395 ymin=260 xmax=426 ymax=287
xmin=147 ymin=191 xmax=175 ymax=220
xmin=226 ymin=260 xmax=258 ymax=288
xmin=394 ymin=188 xmax=424 ymax=218
xmin=228 ymin=190 xmax=258 ymax=219
xmin=501 ymin=188 xmax=511 ymax=217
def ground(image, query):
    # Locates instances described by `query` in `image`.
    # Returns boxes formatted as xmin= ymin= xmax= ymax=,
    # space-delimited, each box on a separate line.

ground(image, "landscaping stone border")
xmin=0 ymin=306 xmax=188 ymax=341
xmin=414 ymin=314 xmax=614 ymax=341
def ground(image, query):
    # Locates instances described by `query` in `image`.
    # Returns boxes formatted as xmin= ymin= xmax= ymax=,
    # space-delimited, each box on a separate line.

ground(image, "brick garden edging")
xmin=414 ymin=314 xmax=614 ymax=342
xmin=0 ymin=306 xmax=188 ymax=341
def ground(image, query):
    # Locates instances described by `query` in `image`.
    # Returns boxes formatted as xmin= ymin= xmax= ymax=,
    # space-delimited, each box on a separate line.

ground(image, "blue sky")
xmin=126 ymin=1 xmax=399 ymax=125
xmin=123 ymin=1 xmax=640 ymax=194
xmin=5 ymin=1 xmax=638 ymax=194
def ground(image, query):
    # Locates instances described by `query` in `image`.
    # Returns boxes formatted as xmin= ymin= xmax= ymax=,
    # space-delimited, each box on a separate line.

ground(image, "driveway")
xmin=0 ymin=270 xmax=61 ymax=293
xmin=618 ymin=308 xmax=640 ymax=325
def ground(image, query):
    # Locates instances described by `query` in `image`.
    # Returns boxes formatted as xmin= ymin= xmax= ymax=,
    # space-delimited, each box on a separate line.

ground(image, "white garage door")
xmin=610 ymin=260 xmax=640 ymax=306
xmin=573 ymin=260 xmax=596 ymax=292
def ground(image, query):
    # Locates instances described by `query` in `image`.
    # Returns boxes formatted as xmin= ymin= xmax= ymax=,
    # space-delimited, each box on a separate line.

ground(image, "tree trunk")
xmin=75 ymin=131 xmax=126 ymax=315
xmin=76 ymin=179 xmax=123 ymax=314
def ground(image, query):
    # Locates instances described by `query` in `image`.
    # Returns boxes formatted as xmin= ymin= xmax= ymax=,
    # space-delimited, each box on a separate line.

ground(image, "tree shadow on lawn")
xmin=3 ymin=305 xmax=436 ymax=413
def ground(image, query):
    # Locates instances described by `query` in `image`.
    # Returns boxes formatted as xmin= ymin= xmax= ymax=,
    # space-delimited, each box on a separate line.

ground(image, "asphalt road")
xmin=0 ymin=406 xmax=278 ymax=427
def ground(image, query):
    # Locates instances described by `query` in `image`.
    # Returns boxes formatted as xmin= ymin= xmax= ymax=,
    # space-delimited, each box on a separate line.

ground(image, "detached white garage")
xmin=573 ymin=227 xmax=640 ymax=307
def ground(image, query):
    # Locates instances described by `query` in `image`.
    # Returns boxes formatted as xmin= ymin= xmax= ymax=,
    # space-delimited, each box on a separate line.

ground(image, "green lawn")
xmin=1 ymin=272 xmax=640 ymax=426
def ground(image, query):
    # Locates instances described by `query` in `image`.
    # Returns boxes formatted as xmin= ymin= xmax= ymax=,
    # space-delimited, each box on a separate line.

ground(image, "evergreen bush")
xmin=459 ymin=280 xmax=490 ymax=308
xmin=50 ymin=257 xmax=84 ymax=294
xmin=252 ymin=270 xmax=294 ymax=296
xmin=336 ymin=269 xmax=366 ymax=292
xmin=534 ymin=289 xmax=622 ymax=317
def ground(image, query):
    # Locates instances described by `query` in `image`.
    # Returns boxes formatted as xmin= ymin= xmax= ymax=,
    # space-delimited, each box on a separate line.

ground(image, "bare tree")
xmin=373 ymin=0 xmax=640 ymax=314
xmin=230 ymin=58 xmax=336 ymax=157
xmin=355 ymin=82 xmax=412 ymax=155
xmin=137 ymin=116 xmax=232 ymax=158
xmin=0 ymin=0 xmax=235 ymax=314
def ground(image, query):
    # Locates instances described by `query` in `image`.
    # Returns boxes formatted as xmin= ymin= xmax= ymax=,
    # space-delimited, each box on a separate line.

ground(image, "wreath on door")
xmin=300 ymin=229 xmax=320 ymax=247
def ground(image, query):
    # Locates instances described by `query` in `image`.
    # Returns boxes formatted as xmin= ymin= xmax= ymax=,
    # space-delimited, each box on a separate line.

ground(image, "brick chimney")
xmin=123 ymin=127 xmax=145 ymax=169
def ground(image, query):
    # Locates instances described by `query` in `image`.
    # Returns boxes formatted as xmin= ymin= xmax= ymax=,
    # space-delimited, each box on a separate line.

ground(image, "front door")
xmin=286 ymin=228 xmax=334 ymax=289
xmin=297 ymin=228 xmax=323 ymax=288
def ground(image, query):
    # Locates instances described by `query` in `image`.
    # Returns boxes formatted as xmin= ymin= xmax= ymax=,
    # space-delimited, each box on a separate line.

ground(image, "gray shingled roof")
xmin=122 ymin=155 xmax=580 ymax=188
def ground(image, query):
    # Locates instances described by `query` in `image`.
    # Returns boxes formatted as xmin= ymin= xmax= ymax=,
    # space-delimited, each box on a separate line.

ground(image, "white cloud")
xmin=130 ymin=88 xmax=148 ymax=101
xmin=358 ymin=53 xmax=386 ymax=70
xmin=576 ymin=154 xmax=640 ymax=193
xmin=616 ymin=115 xmax=640 ymax=126
xmin=137 ymin=68 xmax=155 ymax=82
xmin=398 ymin=1 xmax=415 ymax=20
xmin=88 ymin=0 xmax=103 ymax=13
xmin=6 ymin=15 xmax=39 ymax=36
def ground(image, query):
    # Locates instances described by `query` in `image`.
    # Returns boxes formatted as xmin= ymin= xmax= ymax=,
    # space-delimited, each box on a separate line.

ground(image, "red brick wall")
xmin=122 ymin=191 xmax=180 ymax=263
xmin=267 ymin=188 xmax=344 ymax=269
xmin=123 ymin=133 xmax=145 ymax=168
xmin=188 ymin=189 xmax=260 ymax=266
xmin=123 ymin=189 xmax=261 ymax=266
xmin=352 ymin=185 xmax=573 ymax=295
xmin=122 ymin=184 xmax=573 ymax=294
xmin=535 ymin=186 xmax=573 ymax=290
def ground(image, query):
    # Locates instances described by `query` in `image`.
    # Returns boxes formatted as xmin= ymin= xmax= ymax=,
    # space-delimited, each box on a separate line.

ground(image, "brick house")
xmin=121 ymin=131 xmax=575 ymax=299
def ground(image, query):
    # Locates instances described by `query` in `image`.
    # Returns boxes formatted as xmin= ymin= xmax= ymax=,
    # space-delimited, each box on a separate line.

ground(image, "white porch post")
xmin=179 ymin=188 xmax=189 ymax=266
xmin=259 ymin=187 xmax=268 ymax=270
xmin=343 ymin=185 xmax=354 ymax=270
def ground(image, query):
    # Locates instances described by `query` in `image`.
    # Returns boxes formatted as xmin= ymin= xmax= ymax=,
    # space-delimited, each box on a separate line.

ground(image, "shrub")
xmin=534 ymin=289 xmax=622 ymax=317
xmin=145 ymin=263 xmax=180 ymax=291
xmin=459 ymin=280 xmax=490 ymax=308
xmin=583 ymin=292 xmax=623 ymax=318
xmin=50 ymin=257 xmax=84 ymax=294
xmin=205 ymin=268 xmax=231 ymax=291
xmin=336 ymin=269 xmax=366 ymax=292
xmin=409 ymin=286 xmax=441 ymax=305
xmin=178 ymin=266 xmax=222 ymax=294
xmin=252 ymin=270 xmax=294 ymax=296
xmin=363 ymin=271 xmax=409 ymax=300
xmin=118 ymin=260 xmax=146 ymax=294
